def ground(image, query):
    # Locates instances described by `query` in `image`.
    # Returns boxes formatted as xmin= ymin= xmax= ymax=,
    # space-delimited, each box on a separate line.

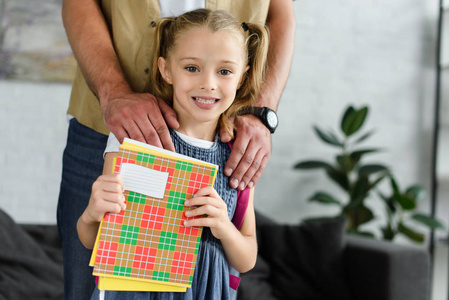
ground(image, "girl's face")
xmin=158 ymin=27 xmax=248 ymax=139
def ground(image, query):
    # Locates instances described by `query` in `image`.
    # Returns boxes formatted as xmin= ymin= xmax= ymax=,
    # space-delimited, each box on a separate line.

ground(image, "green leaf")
xmin=294 ymin=161 xmax=349 ymax=191
xmin=405 ymin=185 xmax=425 ymax=201
xmin=381 ymin=225 xmax=396 ymax=241
xmin=393 ymin=194 xmax=416 ymax=211
xmin=390 ymin=176 xmax=400 ymax=195
xmin=341 ymin=106 xmax=355 ymax=132
xmin=368 ymin=173 xmax=389 ymax=192
xmin=377 ymin=191 xmax=388 ymax=202
xmin=350 ymin=176 xmax=369 ymax=203
xmin=341 ymin=149 xmax=382 ymax=174
xmin=345 ymin=196 xmax=364 ymax=209
xmin=293 ymin=160 xmax=333 ymax=170
xmin=349 ymin=149 xmax=380 ymax=166
xmin=337 ymin=154 xmax=353 ymax=173
xmin=308 ymin=192 xmax=342 ymax=206
xmin=378 ymin=191 xmax=397 ymax=214
xmin=326 ymin=167 xmax=350 ymax=191
xmin=313 ymin=126 xmax=343 ymax=147
xmin=358 ymin=164 xmax=389 ymax=177
xmin=398 ymin=222 xmax=425 ymax=243
xmin=341 ymin=106 xmax=368 ymax=137
xmin=357 ymin=206 xmax=375 ymax=225
xmin=354 ymin=129 xmax=376 ymax=144
xmin=346 ymin=205 xmax=374 ymax=229
xmin=411 ymin=213 xmax=446 ymax=230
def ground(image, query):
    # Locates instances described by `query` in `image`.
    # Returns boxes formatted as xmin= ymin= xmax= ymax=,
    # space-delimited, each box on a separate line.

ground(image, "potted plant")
xmin=293 ymin=105 xmax=445 ymax=242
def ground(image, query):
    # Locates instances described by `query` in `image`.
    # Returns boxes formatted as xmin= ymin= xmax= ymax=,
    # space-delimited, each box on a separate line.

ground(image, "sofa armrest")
xmin=343 ymin=235 xmax=431 ymax=300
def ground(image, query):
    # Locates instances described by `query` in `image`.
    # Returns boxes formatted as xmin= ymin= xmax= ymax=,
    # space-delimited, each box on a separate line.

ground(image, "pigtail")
xmin=146 ymin=18 xmax=175 ymax=104
xmin=219 ymin=22 xmax=269 ymax=138
xmin=241 ymin=22 xmax=269 ymax=105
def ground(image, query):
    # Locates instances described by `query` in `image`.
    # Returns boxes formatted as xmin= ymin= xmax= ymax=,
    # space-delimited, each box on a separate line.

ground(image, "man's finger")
xmin=238 ymin=148 xmax=263 ymax=189
xmin=111 ymin=126 xmax=129 ymax=144
xmin=219 ymin=121 xmax=233 ymax=144
xmin=229 ymin=141 xmax=259 ymax=190
xmin=158 ymin=98 xmax=179 ymax=130
xmin=248 ymin=153 xmax=269 ymax=188
xmin=123 ymin=119 xmax=147 ymax=144
xmin=239 ymin=148 xmax=270 ymax=189
xmin=225 ymin=137 xmax=250 ymax=187
xmin=147 ymin=112 xmax=174 ymax=151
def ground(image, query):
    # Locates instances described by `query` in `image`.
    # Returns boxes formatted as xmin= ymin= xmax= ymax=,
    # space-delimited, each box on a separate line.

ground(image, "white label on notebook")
xmin=119 ymin=163 xmax=169 ymax=199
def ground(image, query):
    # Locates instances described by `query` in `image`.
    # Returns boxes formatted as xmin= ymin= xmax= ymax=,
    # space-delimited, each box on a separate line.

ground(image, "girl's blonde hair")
xmin=148 ymin=9 xmax=269 ymax=138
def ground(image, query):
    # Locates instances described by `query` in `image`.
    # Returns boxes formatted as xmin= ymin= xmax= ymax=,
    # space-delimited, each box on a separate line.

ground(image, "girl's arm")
xmin=221 ymin=189 xmax=257 ymax=273
xmin=76 ymin=152 xmax=125 ymax=249
xmin=184 ymin=188 xmax=257 ymax=273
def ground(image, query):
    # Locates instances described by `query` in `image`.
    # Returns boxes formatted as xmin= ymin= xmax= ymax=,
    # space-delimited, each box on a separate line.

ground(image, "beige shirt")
xmin=67 ymin=0 xmax=270 ymax=135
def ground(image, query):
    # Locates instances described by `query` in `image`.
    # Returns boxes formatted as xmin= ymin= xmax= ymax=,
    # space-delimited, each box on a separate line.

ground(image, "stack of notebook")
xmin=89 ymin=138 xmax=218 ymax=291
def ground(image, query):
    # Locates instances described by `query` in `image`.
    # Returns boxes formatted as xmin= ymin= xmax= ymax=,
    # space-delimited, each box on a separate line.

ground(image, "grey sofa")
xmin=0 ymin=208 xmax=430 ymax=300
xmin=237 ymin=211 xmax=431 ymax=300
xmin=344 ymin=234 xmax=431 ymax=300
xmin=0 ymin=209 xmax=64 ymax=300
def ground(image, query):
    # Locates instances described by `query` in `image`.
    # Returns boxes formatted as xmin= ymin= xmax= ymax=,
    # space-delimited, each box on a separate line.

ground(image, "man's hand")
xmin=102 ymin=92 xmax=179 ymax=151
xmin=220 ymin=115 xmax=271 ymax=190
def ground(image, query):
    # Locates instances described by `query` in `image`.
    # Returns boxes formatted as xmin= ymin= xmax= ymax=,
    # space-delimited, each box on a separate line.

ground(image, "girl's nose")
xmin=200 ymin=72 xmax=217 ymax=91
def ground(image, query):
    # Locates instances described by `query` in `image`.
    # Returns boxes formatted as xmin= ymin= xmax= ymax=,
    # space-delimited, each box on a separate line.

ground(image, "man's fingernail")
xmin=230 ymin=178 xmax=239 ymax=188
xmin=239 ymin=182 xmax=246 ymax=190
xmin=248 ymin=181 xmax=254 ymax=189
xmin=225 ymin=168 xmax=233 ymax=175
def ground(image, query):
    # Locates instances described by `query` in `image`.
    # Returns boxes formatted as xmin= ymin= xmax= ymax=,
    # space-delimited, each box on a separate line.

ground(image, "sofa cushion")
xmin=0 ymin=209 xmax=63 ymax=300
xmin=238 ymin=253 xmax=275 ymax=300
xmin=257 ymin=216 xmax=351 ymax=300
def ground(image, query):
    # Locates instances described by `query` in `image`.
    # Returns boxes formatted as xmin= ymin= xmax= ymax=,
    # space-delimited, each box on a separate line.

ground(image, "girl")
xmin=77 ymin=8 xmax=269 ymax=300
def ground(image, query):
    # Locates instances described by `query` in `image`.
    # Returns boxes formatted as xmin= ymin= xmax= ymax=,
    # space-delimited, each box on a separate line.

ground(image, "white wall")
xmin=255 ymin=0 xmax=441 ymax=234
xmin=0 ymin=1 xmax=444 ymax=239
xmin=0 ymin=80 xmax=71 ymax=223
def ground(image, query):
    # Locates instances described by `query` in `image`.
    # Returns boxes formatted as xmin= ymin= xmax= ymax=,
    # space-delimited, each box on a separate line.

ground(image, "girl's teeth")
xmin=195 ymin=97 xmax=216 ymax=104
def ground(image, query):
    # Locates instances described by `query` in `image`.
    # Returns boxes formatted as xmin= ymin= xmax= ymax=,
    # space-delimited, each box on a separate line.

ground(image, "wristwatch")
xmin=240 ymin=106 xmax=279 ymax=134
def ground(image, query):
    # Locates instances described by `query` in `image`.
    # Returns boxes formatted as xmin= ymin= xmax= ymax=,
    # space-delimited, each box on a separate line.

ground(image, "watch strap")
xmin=239 ymin=106 xmax=265 ymax=118
xmin=239 ymin=106 xmax=278 ymax=133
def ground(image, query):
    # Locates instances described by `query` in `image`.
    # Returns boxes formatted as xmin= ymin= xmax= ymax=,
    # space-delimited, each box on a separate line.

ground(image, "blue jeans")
xmin=57 ymin=118 xmax=108 ymax=300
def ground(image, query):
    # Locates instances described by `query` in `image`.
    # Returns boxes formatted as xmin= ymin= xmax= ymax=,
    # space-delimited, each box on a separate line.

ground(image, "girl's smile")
xmin=192 ymin=96 xmax=221 ymax=110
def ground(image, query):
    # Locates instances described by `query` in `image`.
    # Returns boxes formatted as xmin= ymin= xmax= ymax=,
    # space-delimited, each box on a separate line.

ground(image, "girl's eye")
xmin=219 ymin=69 xmax=232 ymax=75
xmin=186 ymin=66 xmax=199 ymax=72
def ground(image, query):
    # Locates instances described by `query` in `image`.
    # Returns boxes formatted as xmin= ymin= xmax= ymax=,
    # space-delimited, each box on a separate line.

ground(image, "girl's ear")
xmin=238 ymin=65 xmax=250 ymax=89
xmin=158 ymin=57 xmax=173 ymax=84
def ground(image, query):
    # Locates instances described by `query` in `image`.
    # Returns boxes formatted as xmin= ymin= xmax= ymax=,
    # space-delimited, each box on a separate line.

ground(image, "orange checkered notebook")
xmin=90 ymin=138 xmax=218 ymax=291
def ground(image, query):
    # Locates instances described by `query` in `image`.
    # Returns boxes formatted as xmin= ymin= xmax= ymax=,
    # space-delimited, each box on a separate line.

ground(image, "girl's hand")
xmin=183 ymin=186 xmax=232 ymax=240
xmin=82 ymin=174 xmax=126 ymax=224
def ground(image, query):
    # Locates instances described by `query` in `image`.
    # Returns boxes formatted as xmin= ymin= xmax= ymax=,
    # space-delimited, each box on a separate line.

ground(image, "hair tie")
xmin=241 ymin=22 xmax=249 ymax=32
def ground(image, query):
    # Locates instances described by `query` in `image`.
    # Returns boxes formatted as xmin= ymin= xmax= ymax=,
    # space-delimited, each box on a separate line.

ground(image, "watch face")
xmin=266 ymin=110 xmax=278 ymax=129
